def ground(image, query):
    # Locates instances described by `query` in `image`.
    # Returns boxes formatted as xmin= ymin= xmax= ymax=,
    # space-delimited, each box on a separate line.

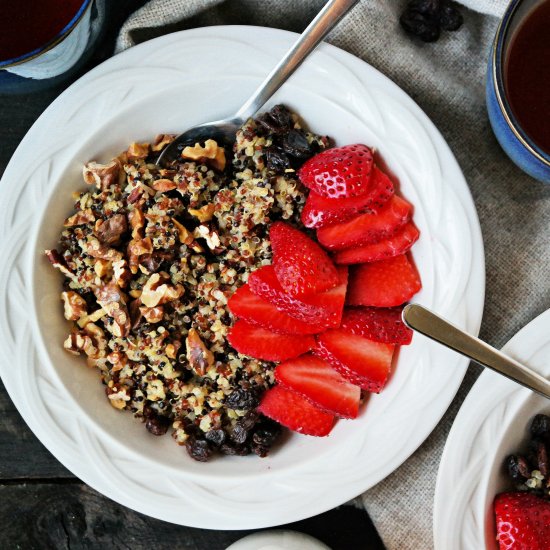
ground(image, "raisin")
xmin=531 ymin=414 xmax=550 ymax=438
xmin=269 ymin=105 xmax=293 ymax=130
xmin=220 ymin=443 xmax=251 ymax=456
xmin=506 ymin=454 xmax=531 ymax=481
xmin=440 ymin=2 xmax=463 ymax=31
xmin=252 ymin=417 xmax=281 ymax=448
xmin=282 ymin=129 xmax=312 ymax=159
xmin=225 ymin=388 xmax=260 ymax=410
xmin=185 ymin=437 xmax=212 ymax=462
xmin=205 ymin=429 xmax=226 ymax=447
xmin=265 ymin=146 xmax=291 ymax=172
xmin=537 ymin=441 xmax=548 ymax=477
xmin=400 ymin=8 xmax=440 ymax=42
xmin=145 ymin=414 xmax=170 ymax=436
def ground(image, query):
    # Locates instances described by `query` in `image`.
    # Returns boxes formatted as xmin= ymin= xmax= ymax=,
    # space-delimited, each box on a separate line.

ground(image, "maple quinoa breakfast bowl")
xmin=0 ymin=26 xmax=485 ymax=527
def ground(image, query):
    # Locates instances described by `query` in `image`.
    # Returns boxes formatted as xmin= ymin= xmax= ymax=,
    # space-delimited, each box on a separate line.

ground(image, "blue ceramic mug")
xmin=486 ymin=0 xmax=550 ymax=183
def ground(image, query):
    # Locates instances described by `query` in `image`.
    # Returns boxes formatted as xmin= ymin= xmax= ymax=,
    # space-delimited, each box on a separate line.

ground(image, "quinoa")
xmin=46 ymin=106 xmax=329 ymax=461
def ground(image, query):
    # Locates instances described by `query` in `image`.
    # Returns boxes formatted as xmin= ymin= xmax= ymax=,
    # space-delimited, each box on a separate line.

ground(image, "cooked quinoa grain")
xmin=46 ymin=106 xmax=329 ymax=461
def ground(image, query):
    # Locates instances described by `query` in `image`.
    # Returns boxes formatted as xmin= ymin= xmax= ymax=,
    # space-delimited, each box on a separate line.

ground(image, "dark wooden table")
xmin=0 ymin=3 xmax=386 ymax=548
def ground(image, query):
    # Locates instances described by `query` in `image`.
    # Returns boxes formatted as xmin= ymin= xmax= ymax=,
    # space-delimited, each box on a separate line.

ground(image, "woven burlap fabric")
xmin=117 ymin=1 xmax=550 ymax=548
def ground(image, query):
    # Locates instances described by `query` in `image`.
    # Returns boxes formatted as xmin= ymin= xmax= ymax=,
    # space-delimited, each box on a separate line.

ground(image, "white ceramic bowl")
xmin=434 ymin=309 xmax=550 ymax=549
xmin=0 ymin=26 xmax=484 ymax=528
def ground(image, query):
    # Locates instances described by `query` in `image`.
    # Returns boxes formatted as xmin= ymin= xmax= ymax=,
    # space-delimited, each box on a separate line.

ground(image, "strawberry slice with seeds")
xmin=298 ymin=144 xmax=375 ymax=198
xmin=317 ymin=195 xmax=412 ymax=250
xmin=494 ymin=492 xmax=550 ymax=550
xmin=275 ymin=354 xmax=361 ymax=418
xmin=228 ymin=284 xmax=320 ymax=335
xmin=227 ymin=320 xmax=315 ymax=361
xmin=270 ymin=222 xmax=338 ymax=297
xmin=258 ymin=385 xmax=335 ymax=436
xmin=341 ymin=306 xmax=413 ymax=345
xmin=301 ymin=166 xmax=395 ymax=228
xmin=334 ymin=221 xmax=420 ymax=264
xmin=315 ymin=330 xmax=395 ymax=393
xmin=347 ymin=255 xmax=421 ymax=307
xmin=248 ymin=265 xmax=348 ymax=329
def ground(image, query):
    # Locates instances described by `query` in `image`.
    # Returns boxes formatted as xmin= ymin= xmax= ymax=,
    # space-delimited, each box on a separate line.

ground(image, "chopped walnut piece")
xmin=61 ymin=291 xmax=87 ymax=321
xmin=94 ymin=214 xmax=127 ymax=246
xmin=194 ymin=224 xmax=221 ymax=250
xmin=64 ymin=208 xmax=96 ymax=227
xmin=94 ymin=281 xmax=131 ymax=338
xmin=45 ymin=249 xmax=81 ymax=287
xmin=139 ymin=305 xmax=164 ymax=323
xmin=165 ymin=341 xmax=181 ymax=360
xmin=112 ymin=259 xmax=131 ymax=288
xmin=63 ymin=322 xmax=107 ymax=359
xmin=127 ymin=142 xmax=149 ymax=160
xmin=181 ymin=139 xmax=226 ymax=171
xmin=83 ymin=160 xmax=121 ymax=190
xmin=185 ymin=328 xmax=214 ymax=376
xmin=76 ymin=308 xmax=107 ymax=328
xmin=94 ymin=259 xmax=111 ymax=279
xmin=171 ymin=219 xmax=194 ymax=246
xmin=127 ymin=237 xmax=153 ymax=274
xmin=151 ymin=134 xmax=175 ymax=152
xmin=188 ymin=204 xmax=215 ymax=222
xmin=141 ymin=272 xmax=184 ymax=308
xmin=128 ymin=208 xmax=145 ymax=239
xmin=84 ymin=238 xmax=123 ymax=262
xmin=151 ymin=179 xmax=177 ymax=192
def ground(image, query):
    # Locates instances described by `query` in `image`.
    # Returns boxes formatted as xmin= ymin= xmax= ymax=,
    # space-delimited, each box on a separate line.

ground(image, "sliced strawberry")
xmin=494 ymin=492 xmax=550 ymax=550
xmin=228 ymin=284 xmax=320 ymax=335
xmin=275 ymin=354 xmax=361 ymax=418
xmin=298 ymin=144 xmax=374 ymax=198
xmin=227 ymin=320 xmax=315 ymax=361
xmin=316 ymin=195 xmax=412 ymax=250
xmin=258 ymin=385 xmax=335 ymax=436
xmin=270 ymin=222 xmax=338 ymax=297
xmin=341 ymin=306 xmax=413 ymax=345
xmin=315 ymin=330 xmax=395 ymax=393
xmin=248 ymin=265 xmax=348 ymax=329
xmin=334 ymin=221 xmax=420 ymax=264
xmin=347 ymin=255 xmax=421 ymax=307
xmin=300 ymin=166 xmax=395 ymax=228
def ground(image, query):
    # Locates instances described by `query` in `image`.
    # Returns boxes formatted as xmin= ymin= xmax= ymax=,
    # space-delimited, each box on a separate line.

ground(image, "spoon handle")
xmin=402 ymin=304 xmax=550 ymax=400
xmin=235 ymin=0 xmax=360 ymax=121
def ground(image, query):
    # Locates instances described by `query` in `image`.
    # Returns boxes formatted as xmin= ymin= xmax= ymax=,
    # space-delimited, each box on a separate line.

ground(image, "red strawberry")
xmin=341 ymin=306 xmax=413 ymax=345
xmin=334 ymin=221 xmax=420 ymax=264
xmin=317 ymin=195 xmax=412 ymax=250
xmin=248 ymin=265 xmax=348 ymax=329
xmin=494 ymin=492 xmax=550 ymax=550
xmin=315 ymin=330 xmax=394 ymax=393
xmin=270 ymin=222 xmax=338 ymax=297
xmin=258 ymin=385 xmax=335 ymax=436
xmin=298 ymin=144 xmax=374 ymax=198
xmin=347 ymin=255 xmax=421 ymax=307
xmin=228 ymin=284 xmax=320 ymax=335
xmin=227 ymin=320 xmax=315 ymax=361
xmin=275 ymin=354 xmax=361 ymax=418
xmin=300 ymin=166 xmax=395 ymax=228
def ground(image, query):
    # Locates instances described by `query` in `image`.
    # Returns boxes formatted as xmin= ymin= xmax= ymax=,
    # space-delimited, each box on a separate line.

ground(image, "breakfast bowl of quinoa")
xmin=0 ymin=27 xmax=484 ymax=527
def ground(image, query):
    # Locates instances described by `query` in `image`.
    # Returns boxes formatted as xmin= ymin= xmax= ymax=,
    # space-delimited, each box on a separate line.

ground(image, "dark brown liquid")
xmin=0 ymin=0 xmax=85 ymax=62
xmin=505 ymin=0 xmax=550 ymax=154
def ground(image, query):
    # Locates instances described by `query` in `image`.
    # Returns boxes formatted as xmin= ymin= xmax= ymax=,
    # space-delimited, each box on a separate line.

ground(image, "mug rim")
xmin=0 ymin=0 xmax=93 ymax=69
xmin=492 ymin=0 xmax=550 ymax=166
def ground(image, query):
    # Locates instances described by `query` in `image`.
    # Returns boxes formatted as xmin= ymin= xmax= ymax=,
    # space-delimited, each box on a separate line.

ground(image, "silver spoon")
xmin=156 ymin=0 xmax=360 ymax=166
xmin=402 ymin=304 xmax=550 ymax=400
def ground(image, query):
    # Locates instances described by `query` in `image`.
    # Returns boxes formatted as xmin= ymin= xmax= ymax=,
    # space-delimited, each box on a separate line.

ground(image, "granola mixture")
xmin=46 ymin=106 xmax=329 ymax=461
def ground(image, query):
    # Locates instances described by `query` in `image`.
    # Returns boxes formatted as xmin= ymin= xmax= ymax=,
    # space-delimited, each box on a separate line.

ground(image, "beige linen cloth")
xmin=117 ymin=1 xmax=550 ymax=548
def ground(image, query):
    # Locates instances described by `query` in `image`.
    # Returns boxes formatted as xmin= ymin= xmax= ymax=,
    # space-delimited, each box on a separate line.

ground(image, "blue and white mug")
xmin=486 ymin=0 xmax=550 ymax=183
